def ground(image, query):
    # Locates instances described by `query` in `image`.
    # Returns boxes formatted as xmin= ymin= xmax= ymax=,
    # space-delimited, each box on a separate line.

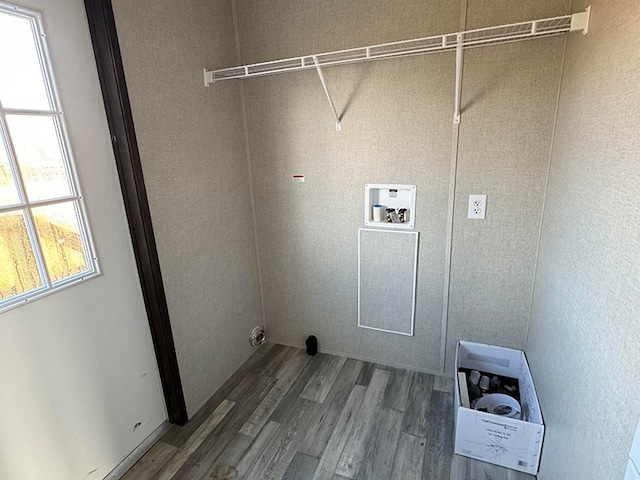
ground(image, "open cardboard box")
xmin=454 ymin=341 xmax=545 ymax=475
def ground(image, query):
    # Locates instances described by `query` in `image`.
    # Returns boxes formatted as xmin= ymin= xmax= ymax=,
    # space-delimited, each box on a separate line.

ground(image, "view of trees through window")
xmin=0 ymin=5 xmax=95 ymax=307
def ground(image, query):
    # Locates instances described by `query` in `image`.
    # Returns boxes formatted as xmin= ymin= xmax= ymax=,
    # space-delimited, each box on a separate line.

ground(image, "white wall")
xmin=0 ymin=1 xmax=166 ymax=479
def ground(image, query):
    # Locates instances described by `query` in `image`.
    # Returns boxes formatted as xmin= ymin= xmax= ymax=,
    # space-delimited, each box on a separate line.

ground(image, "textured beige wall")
xmin=237 ymin=0 xmax=458 ymax=371
xmin=236 ymin=0 xmax=568 ymax=372
xmin=445 ymin=0 xmax=570 ymax=369
xmin=112 ymin=0 xmax=263 ymax=415
xmin=527 ymin=0 xmax=640 ymax=478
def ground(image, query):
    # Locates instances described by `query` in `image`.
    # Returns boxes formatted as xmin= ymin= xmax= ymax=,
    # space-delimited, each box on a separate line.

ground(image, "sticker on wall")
xmin=293 ymin=174 xmax=305 ymax=183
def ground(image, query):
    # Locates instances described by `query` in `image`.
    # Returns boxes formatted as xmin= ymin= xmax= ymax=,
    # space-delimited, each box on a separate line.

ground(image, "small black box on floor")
xmin=305 ymin=335 xmax=318 ymax=355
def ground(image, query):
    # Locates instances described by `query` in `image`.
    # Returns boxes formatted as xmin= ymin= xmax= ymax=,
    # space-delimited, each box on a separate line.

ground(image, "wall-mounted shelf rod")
xmin=204 ymin=8 xmax=590 ymax=85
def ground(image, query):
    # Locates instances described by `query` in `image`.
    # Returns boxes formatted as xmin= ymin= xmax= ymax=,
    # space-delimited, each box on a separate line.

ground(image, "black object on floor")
xmin=306 ymin=335 xmax=318 ymax=355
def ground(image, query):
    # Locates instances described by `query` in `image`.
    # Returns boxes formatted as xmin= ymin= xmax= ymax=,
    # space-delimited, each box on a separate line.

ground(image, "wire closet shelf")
xmin=208 ymin=11 xmax=588 ymax=83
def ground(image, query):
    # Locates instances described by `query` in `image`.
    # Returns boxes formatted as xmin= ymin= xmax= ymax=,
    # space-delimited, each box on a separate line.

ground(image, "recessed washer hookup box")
xmin=454 ymin=341 xmax=545 ymax=475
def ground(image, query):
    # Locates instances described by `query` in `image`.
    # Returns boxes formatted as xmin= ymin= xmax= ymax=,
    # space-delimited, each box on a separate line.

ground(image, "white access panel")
xmin=358 ymin=228 xmax=418 ymax=336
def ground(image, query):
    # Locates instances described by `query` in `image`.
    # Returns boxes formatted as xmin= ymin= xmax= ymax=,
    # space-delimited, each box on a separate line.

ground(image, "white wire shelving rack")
xmin=204 ymin=7 xmax=590 ymax=130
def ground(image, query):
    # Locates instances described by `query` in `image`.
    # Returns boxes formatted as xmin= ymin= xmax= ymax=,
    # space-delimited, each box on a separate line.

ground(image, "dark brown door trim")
xmin=83 ymin=0 xmax=188 ymax=425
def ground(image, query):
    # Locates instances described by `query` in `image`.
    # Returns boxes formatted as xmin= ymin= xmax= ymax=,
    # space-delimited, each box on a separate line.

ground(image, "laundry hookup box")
xmin=454 ymin=341 xmax=545 ymax=475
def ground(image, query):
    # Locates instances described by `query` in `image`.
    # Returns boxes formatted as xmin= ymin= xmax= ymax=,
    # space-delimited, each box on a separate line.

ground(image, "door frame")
xmin=83 ymin=0 xmax=188 ymax=425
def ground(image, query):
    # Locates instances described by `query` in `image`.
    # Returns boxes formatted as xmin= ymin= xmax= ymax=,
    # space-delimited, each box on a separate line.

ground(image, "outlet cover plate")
xmin=468 ymin=194 xmax=487 ymax=219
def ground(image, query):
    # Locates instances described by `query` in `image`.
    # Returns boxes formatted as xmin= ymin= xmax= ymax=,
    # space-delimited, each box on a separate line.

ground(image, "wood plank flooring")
xmin=121 ymin=344 xmax=535 ymax=480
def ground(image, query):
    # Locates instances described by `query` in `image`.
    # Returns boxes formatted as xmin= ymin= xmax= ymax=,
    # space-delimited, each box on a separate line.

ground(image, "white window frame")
xmin=0 ymin=1 xmax=99 ymax=312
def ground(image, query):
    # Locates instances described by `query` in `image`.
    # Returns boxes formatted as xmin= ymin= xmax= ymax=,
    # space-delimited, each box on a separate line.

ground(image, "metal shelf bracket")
xmin=453 ymin=33 xmax=463 ymax=125
xmin=570 ymin=6 xmax=591 ymax=35
xmin=312 ymin=56 xmax=342 ymax=131
xmin=204 ymin=68 xmax=214 ymax=87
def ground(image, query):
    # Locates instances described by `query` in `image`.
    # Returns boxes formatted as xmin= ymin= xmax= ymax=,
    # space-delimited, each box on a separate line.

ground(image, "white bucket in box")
xmin=454 ymin=341 xmax=544 ymax=475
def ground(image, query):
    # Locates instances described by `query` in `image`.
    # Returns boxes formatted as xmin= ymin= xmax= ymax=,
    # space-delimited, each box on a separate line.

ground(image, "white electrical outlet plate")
xmin=468 ymin=194 xmax=487 ymax=219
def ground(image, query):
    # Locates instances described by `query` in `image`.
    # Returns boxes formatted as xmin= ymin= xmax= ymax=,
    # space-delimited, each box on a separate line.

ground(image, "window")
xmin=0 ymin=2 xmax=98 ymax=311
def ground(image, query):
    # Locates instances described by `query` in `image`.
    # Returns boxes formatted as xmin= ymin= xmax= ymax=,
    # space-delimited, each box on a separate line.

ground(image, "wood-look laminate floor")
xmin=121 ymin=344 xmax=535 ymax=480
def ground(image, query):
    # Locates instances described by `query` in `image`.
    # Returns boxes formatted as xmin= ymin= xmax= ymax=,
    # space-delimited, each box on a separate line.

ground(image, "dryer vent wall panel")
xmin=358 ymin=229 xmax=418 ymax=336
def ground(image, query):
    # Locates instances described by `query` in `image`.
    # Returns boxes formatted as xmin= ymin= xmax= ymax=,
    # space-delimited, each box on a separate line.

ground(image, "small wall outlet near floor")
xmin=468 ymin=194 xmax=487 ymax=219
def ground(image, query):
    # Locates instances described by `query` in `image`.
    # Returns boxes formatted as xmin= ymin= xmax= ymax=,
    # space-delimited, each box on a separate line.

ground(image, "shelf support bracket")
xmin=204 ymin=68 xmax=214 ymax=87
xmin=313 ymin=56 xmax=342 ymax=131
xmin=453 ymin=33 xmax=463 ymax=125
xmin=570 ymin=5 xmax=591 ymax=35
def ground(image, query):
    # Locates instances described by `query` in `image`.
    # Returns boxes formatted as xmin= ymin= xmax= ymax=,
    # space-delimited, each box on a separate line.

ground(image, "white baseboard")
xmin=103 ymin=421 xmax=169 ymax=479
